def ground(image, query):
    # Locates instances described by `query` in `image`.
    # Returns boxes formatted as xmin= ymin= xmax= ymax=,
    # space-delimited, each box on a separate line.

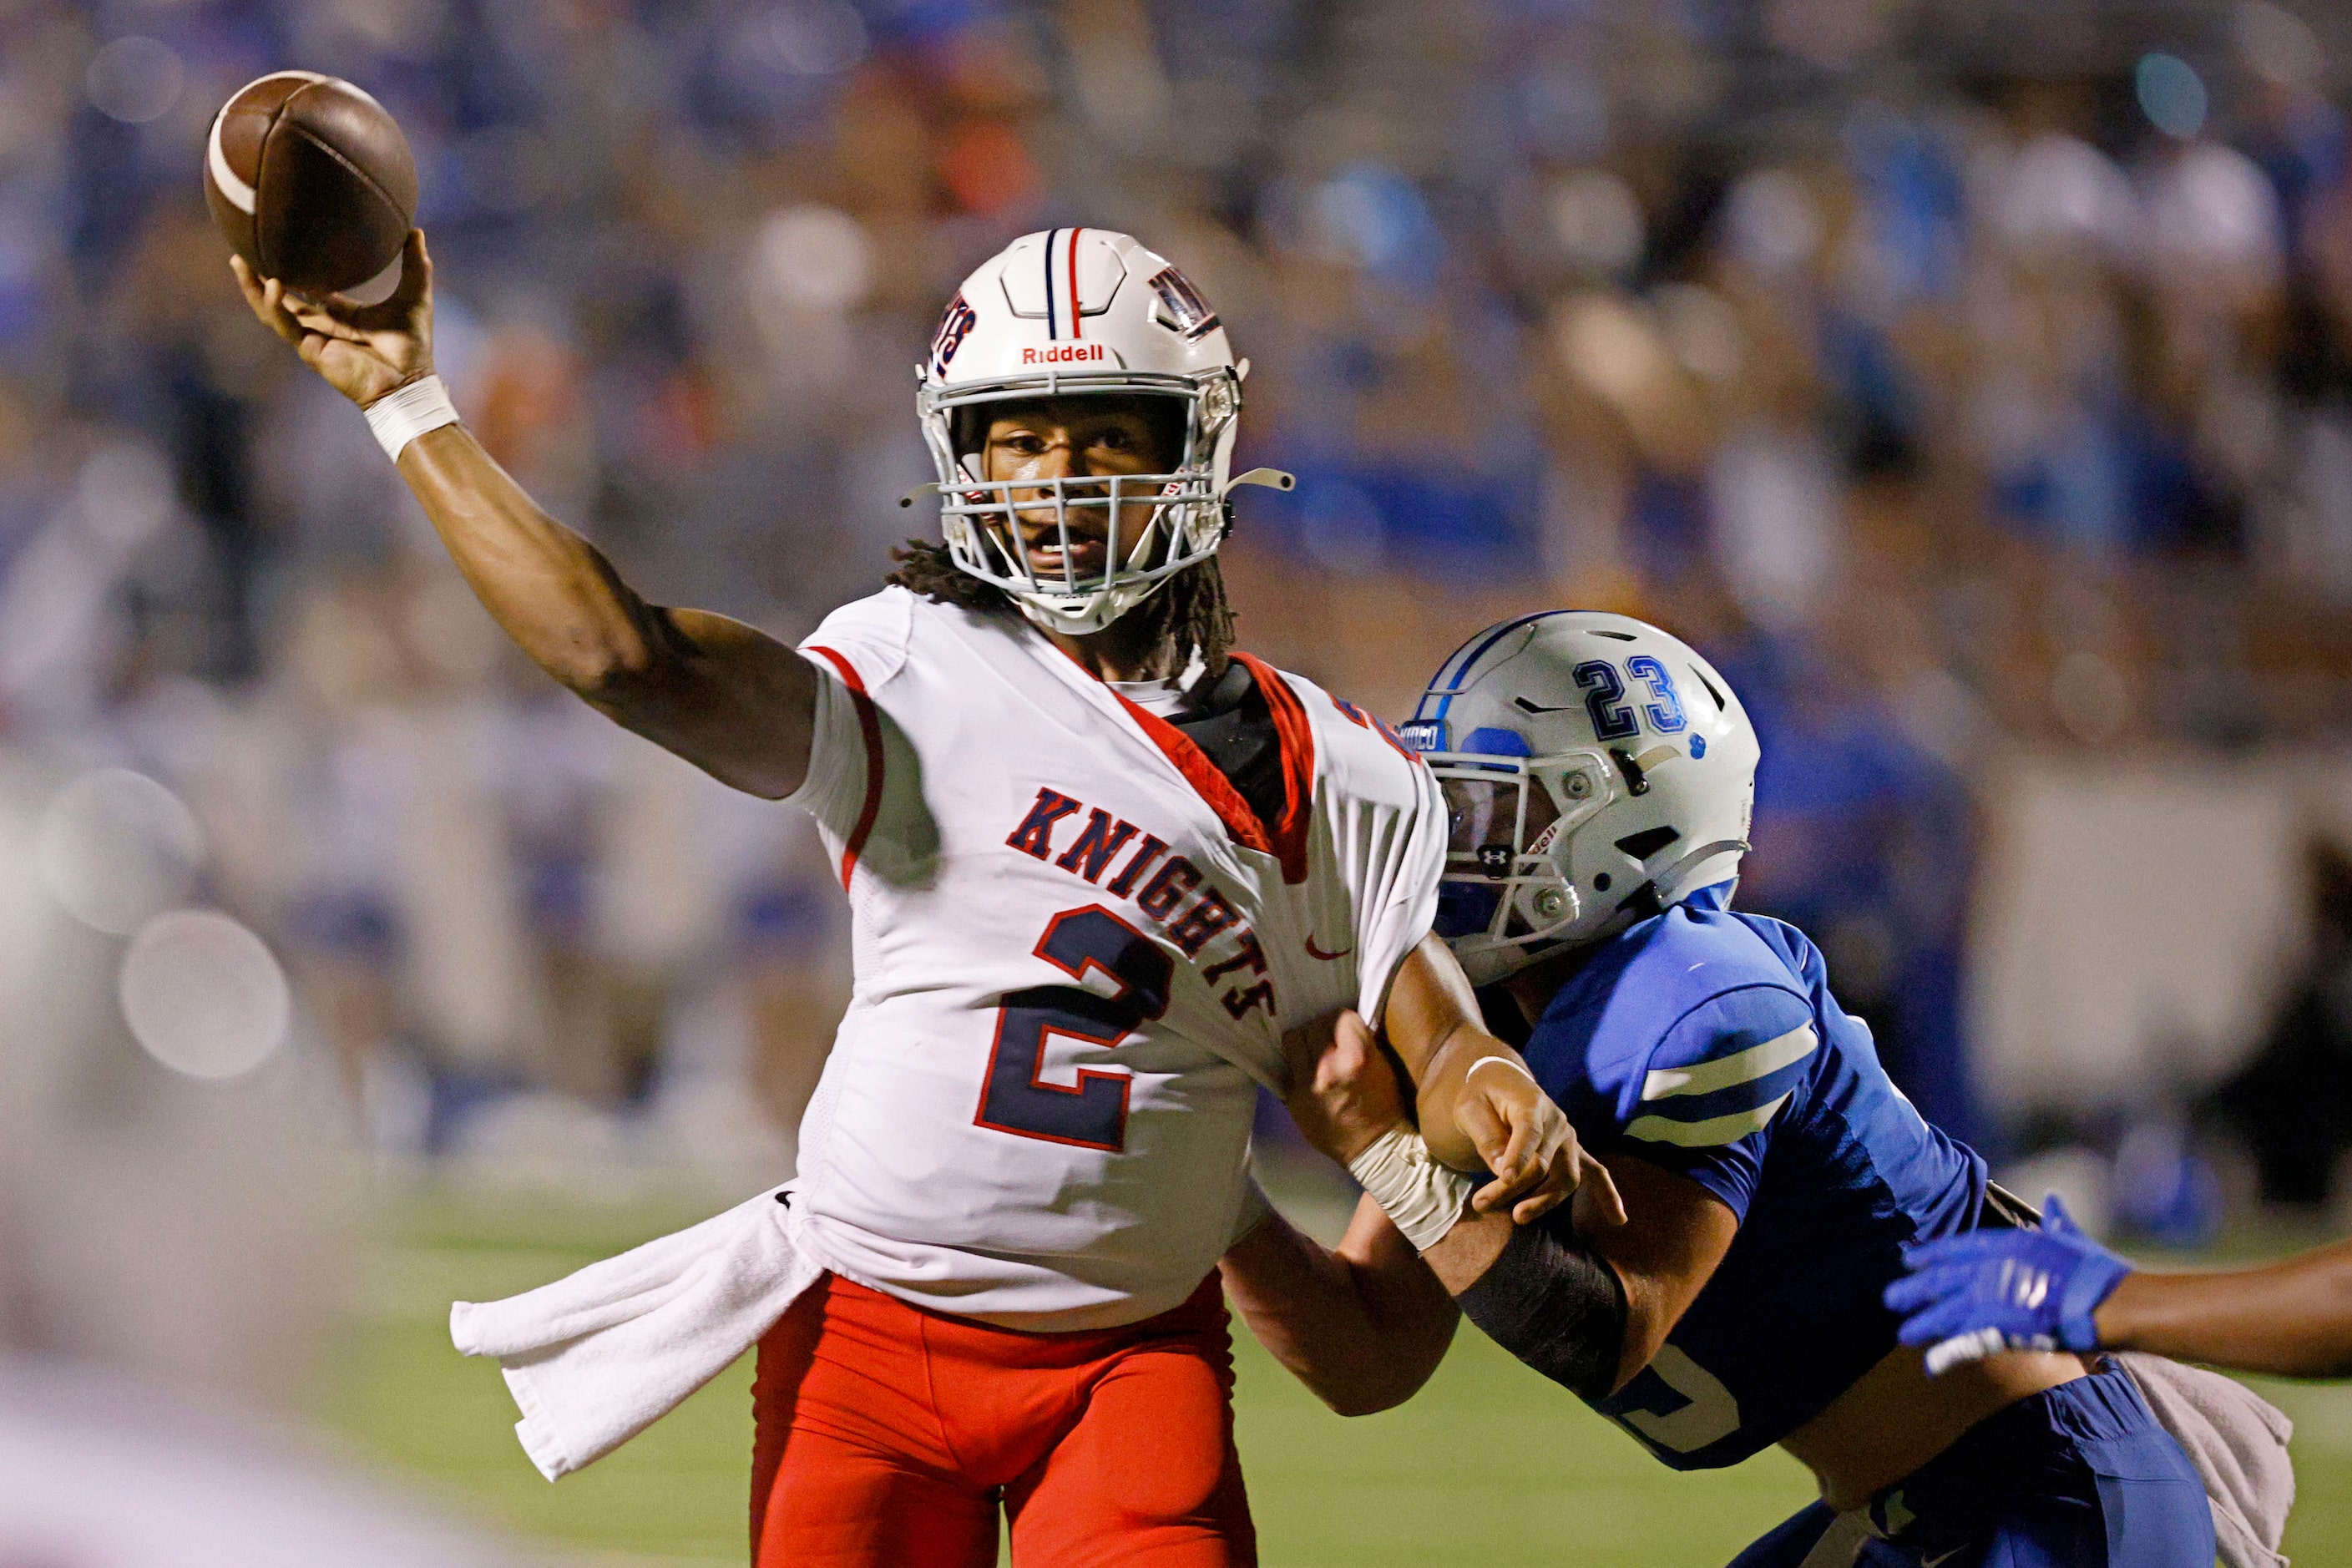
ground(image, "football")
xmin=203 ymin=71 xmax=417 ymax=296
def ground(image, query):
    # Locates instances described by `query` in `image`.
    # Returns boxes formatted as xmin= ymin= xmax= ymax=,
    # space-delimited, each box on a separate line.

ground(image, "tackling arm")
xmin=1379 ymin=933 xmax=1592 ymax=1219
xmin=1413 ymin=1156 xmax=1735 ymax=1397
xmin=232 ymin=231 xmax=818 ymax=800
xmin=1269 ymin=1005 xmax=1731 ymax=1403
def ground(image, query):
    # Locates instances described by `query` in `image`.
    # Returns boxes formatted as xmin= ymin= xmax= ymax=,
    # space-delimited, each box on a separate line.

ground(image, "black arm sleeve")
xmin=1454 ymin=1211 xmax=1628 ymax=1402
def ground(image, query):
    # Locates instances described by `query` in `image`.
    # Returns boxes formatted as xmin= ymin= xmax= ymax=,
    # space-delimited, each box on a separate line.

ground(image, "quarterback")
xmin=1244 ymin=613 xmax=2228 ymax=1568
xmin=230 ymin=227 xmax=1606 ymax=1565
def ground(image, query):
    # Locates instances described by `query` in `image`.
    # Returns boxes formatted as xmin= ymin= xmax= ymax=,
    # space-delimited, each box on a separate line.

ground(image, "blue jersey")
xmin=1520 ymin=885 xmax=1990 ymax=1470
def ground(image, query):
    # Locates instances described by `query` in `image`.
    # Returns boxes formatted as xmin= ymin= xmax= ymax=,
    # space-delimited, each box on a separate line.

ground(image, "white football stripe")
xmin=207 ymin=105 xmax=255 ymax=214
xmin=207 ymin=73 xmax=329 ymax=218
xmin=1626 ymin=1091 xmax=1792 ymax=1147
xmin=1641 ymin=1023 xmax=1816 ymax=1101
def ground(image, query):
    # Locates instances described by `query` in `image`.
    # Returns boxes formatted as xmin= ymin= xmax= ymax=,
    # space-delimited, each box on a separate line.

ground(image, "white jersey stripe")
xmin=1641 ymin=1024 xmax=1817 ymax=1102
xmin=1627 ymin=1092 xmax=1793 ymax=1148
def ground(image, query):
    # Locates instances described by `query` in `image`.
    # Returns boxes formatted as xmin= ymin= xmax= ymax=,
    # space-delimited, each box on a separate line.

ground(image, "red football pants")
xmin=750 ymin=1272 xmax=1257 ymax=1567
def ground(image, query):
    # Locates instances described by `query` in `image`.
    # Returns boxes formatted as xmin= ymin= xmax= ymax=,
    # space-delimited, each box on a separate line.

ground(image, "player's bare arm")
xmin=1216 ymin=1197 xmax=1459 ymax=1416
xmin=1275 ymin=1004 xmax=2081 ymax=1509
xmin=1272 ymin=1004 xmax=1698 ymax=1390
xmin=230 ymin=232 xmax=818 ymax=799
xmin=1216 ymin=974 xmax=1619 ymax=1419
xmin=1380 ymin=934 xmax=1601 ymax=1220
xmin=2097 ymin=1242 xmax=2352 ymax=1376
xmin=1409 ymin=1160 xmax=1731 ymax=1391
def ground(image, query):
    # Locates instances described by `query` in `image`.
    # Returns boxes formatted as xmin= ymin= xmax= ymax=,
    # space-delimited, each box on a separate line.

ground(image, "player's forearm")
xmin=1218 ymin=1200 xmax=1458 ymax=1416
xmin=2095 ymin=1243 xmax=2352 ymax=1378
xmin=1410 ymin=1026 xmax=1525 ymax=1171
xmin=1378 ymin=936 xmax=1530 ymax=1171
xmin=1427 ymin=1206 xmax=1626 ymax=1399
xmin=397 ymin=424 xmax=669 ymax=694
xmin=1419 ymin=1206 xmax=1511 ymax=1292
xmin=395 ymin=426 xmax=817 ymax=797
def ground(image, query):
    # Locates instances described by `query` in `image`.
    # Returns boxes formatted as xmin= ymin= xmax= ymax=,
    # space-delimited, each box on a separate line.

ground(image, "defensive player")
xmin=1891 ymin=1192 xmax=2352 ymax=1379
xmin=230 ymin=229 xmax=1606 ymax=1566
xmin=1241 ymin=611 xmax=2218 ymax=1567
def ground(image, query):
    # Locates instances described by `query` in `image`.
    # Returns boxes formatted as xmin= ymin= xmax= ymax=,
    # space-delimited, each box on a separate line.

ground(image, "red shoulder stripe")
xmin=806 ymin=645 xmax=883 ymax=892
xmin=1231 ymin=653 xmax=1316 ymax=885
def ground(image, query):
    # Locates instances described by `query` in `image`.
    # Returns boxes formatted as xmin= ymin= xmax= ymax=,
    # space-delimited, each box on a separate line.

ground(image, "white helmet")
xmin=913 ymin=228 xmax=1291 ymax=635
xmin=1399 ymin=611 xmax=1760 ymax=985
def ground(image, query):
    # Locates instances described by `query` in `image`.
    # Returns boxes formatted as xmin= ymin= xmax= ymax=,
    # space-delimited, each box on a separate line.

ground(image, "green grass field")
xmin=317 ymin=1186 xmax=2352 ymax=1567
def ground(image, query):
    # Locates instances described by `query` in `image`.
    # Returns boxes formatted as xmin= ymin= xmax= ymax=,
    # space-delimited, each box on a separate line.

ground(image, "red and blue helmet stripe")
xmin=1041 ymin=226 xmax=1085 ymax=341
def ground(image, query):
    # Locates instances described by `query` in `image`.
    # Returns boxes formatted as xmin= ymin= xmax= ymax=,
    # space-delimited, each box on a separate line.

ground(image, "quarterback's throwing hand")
xmin=232 ymin=227 xmax=435 ymax=409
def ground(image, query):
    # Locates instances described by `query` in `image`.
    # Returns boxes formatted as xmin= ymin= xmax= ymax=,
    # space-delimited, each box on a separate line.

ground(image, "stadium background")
xmin=8 ymin=0 xmax=2352 ymax=1560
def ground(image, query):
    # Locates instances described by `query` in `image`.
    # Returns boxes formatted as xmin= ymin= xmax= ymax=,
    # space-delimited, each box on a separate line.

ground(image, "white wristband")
xmin=1346 ymin=1126 xmax=1474 ymax=1252
xmin=363 ymin=375 xmax=461 ymax=461
xmin=1468 ymin=1054 xmax=1538 ymax=1087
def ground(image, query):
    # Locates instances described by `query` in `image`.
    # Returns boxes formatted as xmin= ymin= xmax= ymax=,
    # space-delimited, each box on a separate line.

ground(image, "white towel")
xmin=449 ymin=1185 xmax=822 ymax=1481
xmin=2117 ymin=1352 xmax=2297 ymax=1568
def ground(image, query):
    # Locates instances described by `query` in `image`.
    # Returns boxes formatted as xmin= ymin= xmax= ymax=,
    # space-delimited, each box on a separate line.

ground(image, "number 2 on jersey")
xmin=976 ymin=905 xmax=1174 ymax=1152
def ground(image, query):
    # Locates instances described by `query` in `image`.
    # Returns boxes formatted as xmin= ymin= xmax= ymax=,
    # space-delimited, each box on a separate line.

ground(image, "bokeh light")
xmin=754 ymin=205 xmax=874 ymax=314
xmin=34 ymin=770 xmax=205 ymax=936
xmin=2137 ymin=52 xmax=2210 ymax=140
xmin=1548 ymin=170 xmax=1646 ymax=276
xmin=764 ymin=0 xmax=868 ymax=75
xmin=118 ymin=910 xmax=291 ymax=1080
xmin=84 ymin=37 xmax=185 ymax=125
xmin=1721 ymin=169 xmax=1821 ymax=278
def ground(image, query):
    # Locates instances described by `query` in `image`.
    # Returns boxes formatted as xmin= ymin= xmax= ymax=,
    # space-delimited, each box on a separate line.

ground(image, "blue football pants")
xmin=1729 ymin=1364 xmax=2215 ymax=1568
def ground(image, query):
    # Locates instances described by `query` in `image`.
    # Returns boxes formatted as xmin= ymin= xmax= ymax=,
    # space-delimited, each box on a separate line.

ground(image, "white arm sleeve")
xmin=1352 ymin=761 xmax=1447 ymax=1028
xmin=778 ymin=651 xmax=874 ymax=846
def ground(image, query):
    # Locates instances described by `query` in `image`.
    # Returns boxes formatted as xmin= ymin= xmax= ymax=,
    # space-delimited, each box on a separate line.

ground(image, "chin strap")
xmin=1614 ymin=838 xmax=1751 ymax=924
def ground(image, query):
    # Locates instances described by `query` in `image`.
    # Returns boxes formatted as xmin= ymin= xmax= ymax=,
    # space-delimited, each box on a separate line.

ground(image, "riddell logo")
xmin=1024 ymin=343 xmax=1107 ymax=365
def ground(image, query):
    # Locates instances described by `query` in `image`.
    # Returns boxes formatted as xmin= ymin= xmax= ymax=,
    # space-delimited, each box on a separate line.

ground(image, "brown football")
xmin=204 ymin=71 xmax=417 ymax=296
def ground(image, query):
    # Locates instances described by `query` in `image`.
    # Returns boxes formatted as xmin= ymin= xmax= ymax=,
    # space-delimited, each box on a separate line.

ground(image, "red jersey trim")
xmin=807 ymin=645 xmax=883 ymax=892
xmin=1103 ymin=685 xmax=1275 ymax=862
xmin=1230 ymin=653 xmax=1316 ymax=885
xmin=1097 ymin=654 xmax=1317 ymax=886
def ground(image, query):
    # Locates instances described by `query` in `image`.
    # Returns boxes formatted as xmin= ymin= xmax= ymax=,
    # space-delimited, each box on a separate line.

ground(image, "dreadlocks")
xmin=885 ymin=539 xmax=1237 ymax=679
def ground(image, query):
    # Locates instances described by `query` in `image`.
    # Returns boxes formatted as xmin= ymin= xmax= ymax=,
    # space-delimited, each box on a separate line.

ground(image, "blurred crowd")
xmin=9 ymin=0 xmax=2352 ymax=1288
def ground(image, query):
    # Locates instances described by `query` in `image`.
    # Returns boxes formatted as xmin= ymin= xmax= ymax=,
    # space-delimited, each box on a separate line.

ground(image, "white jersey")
xmin=781 ymin=587 xmax=1444 ymax=1330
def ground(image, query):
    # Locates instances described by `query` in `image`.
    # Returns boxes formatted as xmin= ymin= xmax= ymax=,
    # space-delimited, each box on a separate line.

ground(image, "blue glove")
xmin=1882 ymin=1194 xmax=2134 ymax=1375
